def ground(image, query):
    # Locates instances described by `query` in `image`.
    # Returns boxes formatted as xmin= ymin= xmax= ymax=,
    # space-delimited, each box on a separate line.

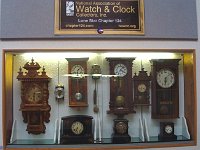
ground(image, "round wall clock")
xmin=156 ymin=69 xmax=175 ymax=88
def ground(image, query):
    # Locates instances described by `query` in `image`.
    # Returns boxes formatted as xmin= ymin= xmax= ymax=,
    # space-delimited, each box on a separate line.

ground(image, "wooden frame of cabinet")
xmin=2 ymin=49 xmax=197 ymax=150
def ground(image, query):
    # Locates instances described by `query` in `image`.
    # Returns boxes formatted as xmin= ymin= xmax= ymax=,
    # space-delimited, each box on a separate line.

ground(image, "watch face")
xmin=71 ymin=65 xmax=84 ymax=75
xmin=25 ymin=84 xmax=42 ymax=103
xmin=114 ymin=63 xmax=127 ymax=77
xmin=137 ymin=83 xmax=146 ymax=93
xmin=115 ymin=122 xmax=127 ymax=134
xmin=55 ymin=86 xmax=64 ymax=99
xmin=165 ymin=125 xmax=173 ymax=134
xmin=71 ymin=121 xmax=84 ymax=135
xmin=157 ymin=69 xmax=175 ymax=88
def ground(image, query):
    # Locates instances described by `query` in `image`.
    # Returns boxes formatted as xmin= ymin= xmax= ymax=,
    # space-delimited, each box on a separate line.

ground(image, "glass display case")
xmin=2 ymin=49 xmax=196 ymax=149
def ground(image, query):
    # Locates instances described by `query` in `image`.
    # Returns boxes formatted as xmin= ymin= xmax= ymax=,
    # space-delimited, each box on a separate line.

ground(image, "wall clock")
xmin=158 ymin=122 xmax=177 ymax=141
xmin=151 ymin=59 xmax=181 ymax=119
xmin=66 ymin=58 xmax=89 ymax=107
xmin=17 ymin=58 xmax=51 ymax=134
xmin=112 ymin=119 xmax=131 ymax=143
xmin=60 ymin=115 xmax=93 ymax=144
xmin=106 ymin=58 xmax=135 ymax=117
xmin=133 ymin=67 xmax=151 ymax=105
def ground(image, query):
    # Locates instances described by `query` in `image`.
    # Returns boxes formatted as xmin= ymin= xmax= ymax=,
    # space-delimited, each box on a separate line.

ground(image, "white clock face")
xmin=71 ymin=65 xmax=84 ymax=75
xmin=157 ymin=69 xmax=175 ymax=88
xmin=71 ymin=121 xmax=84 ymax=135
xmin=165 ymin=125 xmax=173 ymax=134
xmin=138 ymin=84 xmax=146 ymax=93
xmin=114 ymin=63 xmax=127 ymax=77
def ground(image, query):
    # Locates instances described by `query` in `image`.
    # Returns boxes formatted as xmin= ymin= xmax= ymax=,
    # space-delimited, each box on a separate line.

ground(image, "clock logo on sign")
xmin=66 ymin=1 xmax=75 ymax=16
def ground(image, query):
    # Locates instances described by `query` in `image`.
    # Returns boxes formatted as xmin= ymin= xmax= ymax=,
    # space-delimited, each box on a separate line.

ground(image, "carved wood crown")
xmin=133 ymin=68 xmax=151 ymax=80
xmin=17 ymin=58 xmax=51 ymax=81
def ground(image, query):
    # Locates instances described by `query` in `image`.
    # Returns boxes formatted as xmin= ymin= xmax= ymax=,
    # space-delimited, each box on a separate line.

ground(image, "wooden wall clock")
xmin=17 ymin=58 xmax=51 ymax=134
xmin=133 ymin=67 xmax=151 ymax=106
xmin=151 ymin=59 xmax=181 ymax=119
xmin=66 ymin=58 xmax=89 ymax=107
xmin=106 ymin=58 xmax=136 ymax=116
xmin=60 ymin=115 xmax=93 ymax=144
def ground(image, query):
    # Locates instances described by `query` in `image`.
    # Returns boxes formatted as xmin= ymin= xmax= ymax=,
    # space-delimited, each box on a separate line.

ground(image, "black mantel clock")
xmin=106 ymin=58 xmax=136 ymax=116
xmin=158 ymin=122 xmax=177 ymax=141
xmin=60 ymin=115 xmax=93 ymax=144
xmin=151 ymin=59 xmax=181 ymax=119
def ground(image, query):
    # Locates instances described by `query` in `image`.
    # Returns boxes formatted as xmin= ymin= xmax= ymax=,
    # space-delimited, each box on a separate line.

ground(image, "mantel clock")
xmin=151 ymin=59 xmax=181 ymax=119
xmin=60 ymin=115 xmax=93 ymax=144
xmin=158 ymin=122 xmax=177 ymax=141
xmin=66 ymin=58 xmax=89 ymax=107
xmin=17 ymin=58 xmax=51 ymax=134
xmin=106 ymin=58 xmax=136 ymax=116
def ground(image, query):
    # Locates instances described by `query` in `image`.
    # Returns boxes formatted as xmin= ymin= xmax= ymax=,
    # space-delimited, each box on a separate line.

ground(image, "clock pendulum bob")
xmin=158 ymin=122 xmax=177 ymax=142
xmin=112 ymin=119 xmax=131 ymax=144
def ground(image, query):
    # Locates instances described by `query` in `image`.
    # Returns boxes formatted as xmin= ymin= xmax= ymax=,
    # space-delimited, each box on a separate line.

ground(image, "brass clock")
xmin=106 ymin=58 xmax=135 ymax=116
xmin=133 ymin=68 xmax=151 ymax=105
xmin=66 ymin=58 xmax=89 ymax=107
xmin=151 ymin=59 xmax=181 ymax=119
xmin=60 ymin=115 xmax=93 ymax=144
xmin=17 ymin=58 xmax=51 ymax=134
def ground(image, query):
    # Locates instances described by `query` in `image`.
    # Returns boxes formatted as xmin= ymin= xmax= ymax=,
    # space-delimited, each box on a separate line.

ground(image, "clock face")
xmin=55 ymin=86 xmax=64 ymax=99
xmin=71 ymin=65 xmax=84 ymax=75
xmin=71 ymin=121 xmax=84 ymax=135
xmin=165 ymin=125 xmax=173 ymax=134
xmin=25 ymin=84 xmax=42 ymax=103
xmin=157 ymin=69 xmax=175 ymax=88
xmin=115 ymin=122 xmax=127 ymax=134
xmin=114 ymin=63 xmax=127 ymax=77
xmin=137 ymin=83 xmax=147 ymax=93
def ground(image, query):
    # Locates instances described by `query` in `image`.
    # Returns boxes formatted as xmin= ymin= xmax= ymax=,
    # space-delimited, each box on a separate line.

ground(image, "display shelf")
xmin=2 ymin=49 xmax=197 ymax=149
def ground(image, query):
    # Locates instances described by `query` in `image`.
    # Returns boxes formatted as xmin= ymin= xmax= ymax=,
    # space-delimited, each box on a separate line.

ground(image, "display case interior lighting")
xmin=21 ymin=52 xmax=95 ymax=60
xmin=104 ymin=52 xmax=180 ymax=59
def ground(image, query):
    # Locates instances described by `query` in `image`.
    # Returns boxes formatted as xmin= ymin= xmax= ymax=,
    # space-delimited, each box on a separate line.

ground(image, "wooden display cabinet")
xmin=2 ymin=49 xmax=197 ymax=150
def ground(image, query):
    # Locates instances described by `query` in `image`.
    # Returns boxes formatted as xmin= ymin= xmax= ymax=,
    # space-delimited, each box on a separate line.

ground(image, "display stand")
xmin=143 ymin=117 xmax=150 ymax=141
xmin=182 ymin=117 xmax=190 ymax=139
xmin=139 ymin=118 xmax=145 ymax=142
xmin=10 ymin=120 xmax=17 ymax=144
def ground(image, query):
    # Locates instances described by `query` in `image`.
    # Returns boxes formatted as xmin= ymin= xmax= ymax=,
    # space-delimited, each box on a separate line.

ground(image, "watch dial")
xmin=115 ymin=122 xmax=127 ymax=134
xmin=137 ymin=83 xmax=146 ymax=93
xmin=165 ymin=125 xmax=173 ymax=134
xmin=71 ymin=65 xmax=84 ymax=75
xmin=55 ymin=87 xmax=64 ymax=99
xmin=157 ymin=69 xmax=175 ymax=88
xmin=114 ymin=63 xmax=127 ymax=77
xmin=71 ymin=121 xmax=84 ymax=135
xmin=25 ymin=84 xmax=42 ymax=103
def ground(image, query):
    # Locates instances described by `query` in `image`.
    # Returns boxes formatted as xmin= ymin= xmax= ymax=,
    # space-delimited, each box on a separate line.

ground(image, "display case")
xmin=2 ymin=49 xmax=196 ymax=149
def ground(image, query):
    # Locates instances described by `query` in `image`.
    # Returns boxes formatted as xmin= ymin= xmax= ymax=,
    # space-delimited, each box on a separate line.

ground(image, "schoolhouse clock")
xmin=66 ymin=58 xmax=89 ymax=107
xmin=60 ymin=115 xmax=93 ymax=144
xmin=158 ymin=122 xmax=177 ymax=141
xmin=106 ymin=58 xmax=136 ymax=116
xmin=17 ymin=58 xmax=51 ymax=134
xmin=133 ymin=67 xmax=151 ymax=105
xmin=151 ymin=59 xmax=181 ymax=119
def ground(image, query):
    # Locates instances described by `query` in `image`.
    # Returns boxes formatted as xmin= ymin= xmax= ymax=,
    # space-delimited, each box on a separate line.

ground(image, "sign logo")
xmin=66 ymin=1 xmax=74 ymax=16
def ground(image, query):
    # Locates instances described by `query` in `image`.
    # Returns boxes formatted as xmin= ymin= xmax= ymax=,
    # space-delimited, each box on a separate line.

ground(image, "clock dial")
xmin=71 ymin=121 xmax=84 ymax=135
xmin=116 ymin=122 xmax=127 ymax=134
xmin=165 ymin=125 xmax=173 ymax=134
xmin=114 ymin=63 xmax=127 ymax=77
xmin=55 ymin=86 xmax=64 ymax=99
xmin=137 ymin=83 xmax=146 ymax=93
xmin=157 ymin=69 xmax=175 ymax=88
xmin=25 ymin=84 xmax=42 ymax=103
xmin=71 ymin=65 xmax=84 ymax=75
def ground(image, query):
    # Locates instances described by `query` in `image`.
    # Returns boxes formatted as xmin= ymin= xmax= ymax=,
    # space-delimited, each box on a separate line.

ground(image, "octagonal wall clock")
xmin=17 ymin=58 xmax=51 ymax=134
xmin=66 ymin=58 xmax=89 ymax=107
